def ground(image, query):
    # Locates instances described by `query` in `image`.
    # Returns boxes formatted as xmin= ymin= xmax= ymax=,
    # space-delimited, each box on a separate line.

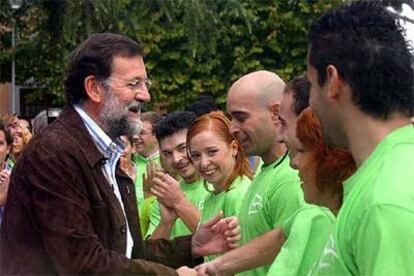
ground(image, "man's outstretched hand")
xmin=191 ymin=212 xmax=240 ymax=258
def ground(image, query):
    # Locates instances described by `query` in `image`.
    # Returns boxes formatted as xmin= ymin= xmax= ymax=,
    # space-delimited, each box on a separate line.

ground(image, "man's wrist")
xmin=159 ymin=218 xmax=176 ymax=226
xmin=191 ymin=235 xmax=201 ymax=257
xmin=172 ymin=194 xmax=186 ymax=210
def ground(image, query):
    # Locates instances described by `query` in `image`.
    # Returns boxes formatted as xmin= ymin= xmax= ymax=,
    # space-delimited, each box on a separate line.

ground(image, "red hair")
xmin=187 ymin=111 xmax=253 ymax=192
xmin=296 ymin=108 xmax=356 ymax=199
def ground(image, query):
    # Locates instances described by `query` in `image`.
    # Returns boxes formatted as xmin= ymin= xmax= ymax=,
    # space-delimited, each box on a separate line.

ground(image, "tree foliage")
xmin=1 ymin=0 xmax=351 ymax=111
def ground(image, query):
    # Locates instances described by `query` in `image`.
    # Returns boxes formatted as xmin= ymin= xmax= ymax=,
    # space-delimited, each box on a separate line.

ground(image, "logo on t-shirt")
xmin=314 ymin=233 xmax=339 ymax=273
xmin=198 ymin=199 xmax=205 ymax=211
xmin=248 ymin=194 xmax=263 ymax=214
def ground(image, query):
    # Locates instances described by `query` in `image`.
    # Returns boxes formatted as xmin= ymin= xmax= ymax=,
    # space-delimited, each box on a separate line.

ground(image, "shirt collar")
xmin=73 ymin=104 xmax=124 ymax=158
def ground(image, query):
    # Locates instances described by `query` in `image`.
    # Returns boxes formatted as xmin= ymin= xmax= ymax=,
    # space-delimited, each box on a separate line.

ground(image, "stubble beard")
xmin=100 ymin=88 xmax=143 ymax=139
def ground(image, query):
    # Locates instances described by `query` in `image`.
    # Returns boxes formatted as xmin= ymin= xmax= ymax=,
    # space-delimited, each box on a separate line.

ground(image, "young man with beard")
xmin=226 ymin=70 xmax=304 ymax=275
xmin=146 ymin=112 xmax=210 ymax=240
xmin=307 ymin=1 xmax=414 ymax=274
xmin=0 ymin=33 xmax=241 ymax=275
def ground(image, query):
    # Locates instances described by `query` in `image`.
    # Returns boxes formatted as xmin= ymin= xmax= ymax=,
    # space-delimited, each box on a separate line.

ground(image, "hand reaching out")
xmin=192 ymin=212 xmax=240 ymax=258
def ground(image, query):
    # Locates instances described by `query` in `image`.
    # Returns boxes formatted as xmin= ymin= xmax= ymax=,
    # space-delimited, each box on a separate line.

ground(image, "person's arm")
xmin=142 ymin=213 xmax=242 ymax=269
xmin=149 ymin=202 xmax=178 ymax=240
xmin=152 ymin=172 xmax=200 ymax=232
xmin=195 ymin=228 xmax=285 ymax=275
xmin=172 ymin=198 xmax=200 ymax=233
xmin=145 ymin=199 xmax=162 ymax=238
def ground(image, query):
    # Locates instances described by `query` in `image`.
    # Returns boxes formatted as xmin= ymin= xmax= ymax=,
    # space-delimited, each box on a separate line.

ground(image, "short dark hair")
xmin=284 ymin=75 xmax=310 ymax=116
xmin=155 ymin=111 xmax=196 ymax=142
xmin=0 ymin=121 xmax=13 ymax=145
xmin=64 ymin=33 xmax=144 ymax=104
xmin=308 ymin=1 xmax=414 ymax=119
xmin=185 ymin=94 xmax=220 ymax=117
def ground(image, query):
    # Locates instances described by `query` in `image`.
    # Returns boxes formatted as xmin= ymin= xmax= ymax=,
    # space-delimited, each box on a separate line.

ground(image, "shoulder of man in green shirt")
xmin=317 ymin=125 xmax=414 ymax=276
xmin=237 ymin=154 xmax=303 ymax=276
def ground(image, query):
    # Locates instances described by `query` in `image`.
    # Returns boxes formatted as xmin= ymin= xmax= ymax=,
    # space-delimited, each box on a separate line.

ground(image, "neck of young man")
xmin=261 ymin=142 xmax=287 ymax=166
xmin=142 ymin=147 xmax=158 ymax=159
xmin=183 ymin=174 xmax=201 ymax=184
xmin=345 ymin=112 xmax=411 ymax=167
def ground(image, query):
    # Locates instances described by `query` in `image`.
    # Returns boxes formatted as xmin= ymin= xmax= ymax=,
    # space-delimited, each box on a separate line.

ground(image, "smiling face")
xmin=289 ymin=134 xmax=320 ymax=204
xmin=98 ymin=55 xmax=150 ymax=139
xmin=227 ymin=88 xmax=276 ymax=159
xmin=133 ymin=120 xmax=158 ymax=157
xmin=189 ymin=130 xmax=237 ymax=190
xmin=278 ymin=92 xmax=300 ymax=165
xmin=159 ymin=129 xmax=198 ymax=183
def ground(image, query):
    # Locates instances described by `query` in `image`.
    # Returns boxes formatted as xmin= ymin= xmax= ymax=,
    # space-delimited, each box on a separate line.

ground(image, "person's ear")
xmin=84 ymin=75 xmax=106 ymax=103
xmin=230 ymin=140 xmax=238 ymax=158
xmin=269 ymin=102 xmax=280 ymax=126
xmin=326 ymin=65 xmax=344 ymax=101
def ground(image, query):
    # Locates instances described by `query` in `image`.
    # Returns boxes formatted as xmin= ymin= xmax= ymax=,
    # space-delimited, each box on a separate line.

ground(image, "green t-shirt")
xmin=201 ymin=176 xmax=251 ymax=261
xmin=237 ymin=152 xmax=303 ymax=276
xmin=132 ymin=152 xmax=160 ymax=206
xmin=145 ymin=178 xmax=209 ymax=239
xmin=267 ymin=204 xmax=335 ymax=276
xmin=314 ymin=125 xmax=414 ymax=276
xmin=138 ymin=195 xmax=157 ymax=237
xmin=254 ymin=158 xmax=264 ymax=177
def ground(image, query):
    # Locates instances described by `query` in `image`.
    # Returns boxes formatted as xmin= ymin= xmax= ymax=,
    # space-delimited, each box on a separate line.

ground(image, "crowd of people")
xmin=0 ymin=1 xmax=413 ymax=275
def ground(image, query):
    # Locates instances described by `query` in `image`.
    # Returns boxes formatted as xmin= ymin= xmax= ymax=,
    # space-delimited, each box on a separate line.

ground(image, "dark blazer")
xmin=0 ymin=106 xmax=197 ymax=275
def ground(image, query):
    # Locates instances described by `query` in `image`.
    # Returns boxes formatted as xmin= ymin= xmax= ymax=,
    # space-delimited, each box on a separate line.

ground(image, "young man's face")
xmin=278 ymin=92 xmax=300 ymax=167
xmin=133 ymin=120 xmax=158 ymax=157
xmin=227 ymin=88 xmax=277 ymax=158
xmin=159 ymin=129 xmax=198 ymax=183
xmin=279 ymin=92 xmax=298 ymax=145
xmin=306 ymin=55 xmax=344 ymax=148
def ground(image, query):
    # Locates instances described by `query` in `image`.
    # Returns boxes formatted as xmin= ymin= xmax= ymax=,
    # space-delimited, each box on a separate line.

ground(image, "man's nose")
xmin=136 ymin=86 xmax=150 ymax=103
xmin=229 ymin=121 xmax=239 ymax=136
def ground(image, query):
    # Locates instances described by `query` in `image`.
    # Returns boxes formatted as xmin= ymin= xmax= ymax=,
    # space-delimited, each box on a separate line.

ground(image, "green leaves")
xmin=0 ymin=0 xmax=343 ymax=111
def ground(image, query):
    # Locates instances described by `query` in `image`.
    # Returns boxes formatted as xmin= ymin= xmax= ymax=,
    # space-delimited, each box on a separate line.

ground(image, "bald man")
xmin=226 ymin=71 xmax=303 ymax=276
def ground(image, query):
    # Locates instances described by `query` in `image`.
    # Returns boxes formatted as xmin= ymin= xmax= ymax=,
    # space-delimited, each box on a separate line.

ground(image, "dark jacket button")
xmin=120 ymin=225 xmax=127 ymax=234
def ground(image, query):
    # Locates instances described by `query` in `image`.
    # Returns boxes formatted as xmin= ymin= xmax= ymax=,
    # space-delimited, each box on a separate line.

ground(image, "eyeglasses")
xmin=105 ymin=77 xmax=152 ymax=91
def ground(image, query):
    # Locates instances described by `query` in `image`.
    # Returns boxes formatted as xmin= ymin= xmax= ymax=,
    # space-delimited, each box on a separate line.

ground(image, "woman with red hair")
xmin=187 ymin=111 xmax=253 ymax=260
xmin=193 ymin=108 xmax=356 ymax=275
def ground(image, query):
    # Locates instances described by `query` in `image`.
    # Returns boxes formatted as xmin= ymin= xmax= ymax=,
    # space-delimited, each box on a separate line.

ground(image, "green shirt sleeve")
xmin=354 ymin=204 xmax=414 ymax=275
xmin=140 ymin=196 xmax=157 ymax=237
xmin=145 ymin=201 xmax=161 ymax=239
xmin=268 ymin=206 xmax=335 ymax=276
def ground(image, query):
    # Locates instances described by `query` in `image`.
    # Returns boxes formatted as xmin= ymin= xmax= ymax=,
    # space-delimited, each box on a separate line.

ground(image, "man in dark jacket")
xmin=0 ymin=33 xmax=239 ymax=275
